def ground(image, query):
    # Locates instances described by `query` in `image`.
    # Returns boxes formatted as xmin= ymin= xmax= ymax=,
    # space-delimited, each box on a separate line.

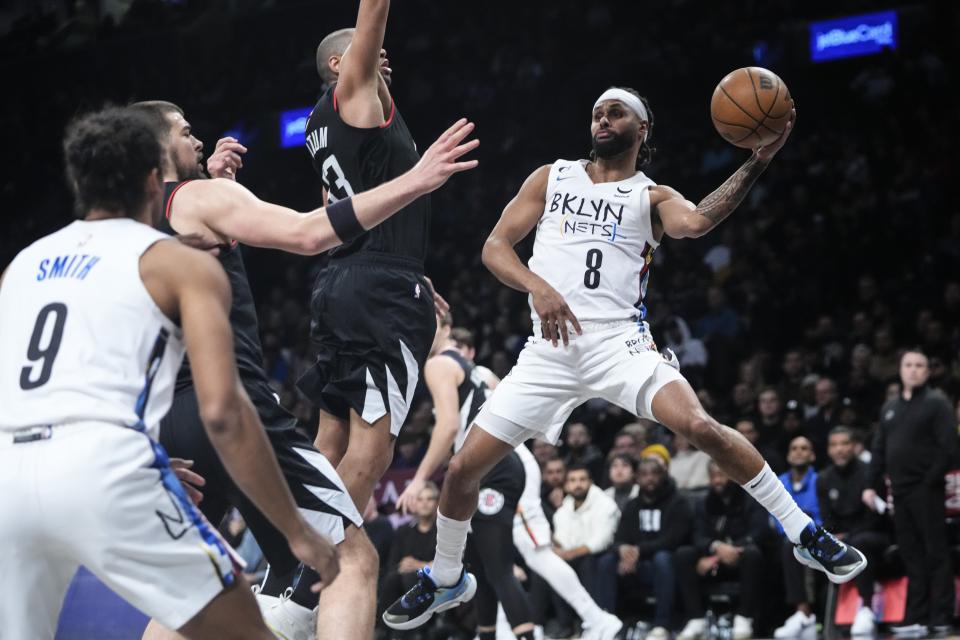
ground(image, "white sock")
xmin=522 ymin=545 xmax=604 ymax=623
xmin=741 ymin=463 xmax=812 ymax=543
xmin=430 ymin=511 xmax=470 ymax=586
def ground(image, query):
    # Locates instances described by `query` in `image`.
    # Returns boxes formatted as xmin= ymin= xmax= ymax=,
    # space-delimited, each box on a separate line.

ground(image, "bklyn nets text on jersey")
xmin=549 ymin=190 xmax=631 ymax=241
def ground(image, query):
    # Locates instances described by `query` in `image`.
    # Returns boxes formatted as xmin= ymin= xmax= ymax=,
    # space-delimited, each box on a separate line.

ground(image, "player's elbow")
xmin=296 ymin=232 xmax=330 ymax=256
xmin=292 ymin=217 xmax=334 ymax=255
xmin=198 ymin=394 xmax=241 ymax=436
xmin=481 ymin=236 xmax=504 ymax=269
xmin=684 ymin=217 xmax=713 ymax=239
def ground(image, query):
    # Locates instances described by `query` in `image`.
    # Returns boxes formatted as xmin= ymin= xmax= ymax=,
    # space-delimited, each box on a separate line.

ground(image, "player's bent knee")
xmin=445 ymin=453 xmax=483 ymax=491
xmin=686 ymin=414 xmax=729 ymax=453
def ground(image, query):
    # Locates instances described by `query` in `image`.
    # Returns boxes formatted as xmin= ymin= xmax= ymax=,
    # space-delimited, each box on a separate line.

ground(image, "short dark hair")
xmin=450 ymin=327 xmax=474 ymax=350
xmin=828 ymin=425 xmax=854 ymax=440
xmin=128 ymin=100 xmax=183 ymax=137
xmin=63 ymin=107 xmax=163 ymax=218
xmin=589 ymin=86 xmax=656 ymax=168
xmin=565 ymin=462 xmax=593 ymax=481
xmin=316 ymin=28 xmax=354 ymax=85
xmin=609 ymin=452 xmax=638 ymax=473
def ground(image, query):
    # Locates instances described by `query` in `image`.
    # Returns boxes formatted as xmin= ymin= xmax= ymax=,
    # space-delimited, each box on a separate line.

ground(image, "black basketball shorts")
xmin=473 ymin=451 xmax=526 ymax=527
xmin=296 ymin=254 xmax=436 ymax=436
xmin=159 ymin=380 xmax=362 ymax=575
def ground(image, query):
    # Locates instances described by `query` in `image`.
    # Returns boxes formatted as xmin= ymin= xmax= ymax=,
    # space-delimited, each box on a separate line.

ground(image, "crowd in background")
xmin=2 ymin=0 xmax=959 ymax=638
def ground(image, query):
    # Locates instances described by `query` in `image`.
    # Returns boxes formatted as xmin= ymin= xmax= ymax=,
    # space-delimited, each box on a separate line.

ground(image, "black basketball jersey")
xmin=158 ymin=181 xmax=267 ymax=392
xmin=304 ymin=86 xmax=430 ymax=262
xmin=440 ymin=348 xmax=488 ymax=453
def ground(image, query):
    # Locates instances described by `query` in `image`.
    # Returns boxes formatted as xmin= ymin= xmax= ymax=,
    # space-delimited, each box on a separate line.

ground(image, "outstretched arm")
xmin=654 ymin=109 xmax=795 ymax=239
xmin=395 ymin=356 xmax=463 ymax=514
xmin=337 ymin=0 xmax=391 ymax=127
xmin=172 ymin=118 xmax=478 ymax=255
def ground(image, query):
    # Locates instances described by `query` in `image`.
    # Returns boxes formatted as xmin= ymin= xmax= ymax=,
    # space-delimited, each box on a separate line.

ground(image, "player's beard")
xmin=591 ymin=130 xmax=634 ymax=159
xmin=172 ymin=152 xmax=204 ymax=181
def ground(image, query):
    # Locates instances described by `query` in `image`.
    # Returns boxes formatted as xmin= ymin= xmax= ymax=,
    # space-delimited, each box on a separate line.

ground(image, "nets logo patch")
xmin=477 ymin=488 xmax=505 ymax=515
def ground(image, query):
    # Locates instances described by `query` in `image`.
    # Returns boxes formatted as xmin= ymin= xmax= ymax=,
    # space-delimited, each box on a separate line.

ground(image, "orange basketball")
xmin=710 ymin=67 xmax=793 ymax=149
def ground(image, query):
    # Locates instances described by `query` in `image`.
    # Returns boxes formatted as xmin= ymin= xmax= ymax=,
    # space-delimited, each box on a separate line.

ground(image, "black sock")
xmin=478 ymin=632 xmax=496 ymax=640
xmin=258 ymin=564 xmax=296 ymax=598
xmin=291 ymin=565 xmax=322 ymax=609
xmin=516 ymin=631 xmax=535 ymax=640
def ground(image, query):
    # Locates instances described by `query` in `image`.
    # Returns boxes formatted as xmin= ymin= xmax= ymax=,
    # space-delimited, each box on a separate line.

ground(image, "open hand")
xmin=410 ymin=119 xmax=479 ymax=192
xmin=289 ymin=526 xmax=341 ymax=593
xmin=395 ymin=477 xmax=425 ymax=515
xmin=531 ymin=281 xmax=582 ymax=347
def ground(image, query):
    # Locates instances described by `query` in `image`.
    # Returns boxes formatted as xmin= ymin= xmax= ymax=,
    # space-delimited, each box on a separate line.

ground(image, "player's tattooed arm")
xmin=651 ymin=156 xmax=768 ymax=239
xmin=654 ymin=108 xmax=796 ymax=240
xmin=696 ymin=154 xmax=769 ymax=224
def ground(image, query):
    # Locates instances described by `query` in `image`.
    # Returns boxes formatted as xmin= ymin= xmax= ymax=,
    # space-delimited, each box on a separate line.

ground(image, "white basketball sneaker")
xmin=256 ymin=587 xmax=316 ymax=640
xmin=581 ymin=611 xmax=624 ymax=640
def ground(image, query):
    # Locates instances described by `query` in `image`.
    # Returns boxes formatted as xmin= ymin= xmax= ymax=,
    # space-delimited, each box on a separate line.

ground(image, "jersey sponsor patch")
xmin=477 ymin=488 xmax=505 ymax=516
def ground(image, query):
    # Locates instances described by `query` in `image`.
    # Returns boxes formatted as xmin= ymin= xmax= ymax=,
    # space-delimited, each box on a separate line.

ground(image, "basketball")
xmin=710 ymin=67 xmax=793 ymax=149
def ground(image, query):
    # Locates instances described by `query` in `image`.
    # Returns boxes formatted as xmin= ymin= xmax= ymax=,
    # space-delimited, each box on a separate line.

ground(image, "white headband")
xmin=593 ymin=88 xmax=648 ymax=122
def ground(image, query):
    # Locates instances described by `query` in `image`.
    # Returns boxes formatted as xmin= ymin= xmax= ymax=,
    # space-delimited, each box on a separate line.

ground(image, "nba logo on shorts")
xmin=477 ymin=488 xmax=505 ymax=515
xmin=414 ymin=283 xmax=421 ymax=299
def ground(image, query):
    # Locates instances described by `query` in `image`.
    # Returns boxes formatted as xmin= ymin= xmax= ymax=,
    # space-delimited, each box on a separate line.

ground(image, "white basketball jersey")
xmin=528 ymin=159 xmax=659 ymax=324
xmin=0 ymin=219 xmax=185 ymax=439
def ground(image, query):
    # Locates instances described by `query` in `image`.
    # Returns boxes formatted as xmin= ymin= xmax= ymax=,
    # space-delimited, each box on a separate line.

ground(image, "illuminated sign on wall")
xmin=809 ymin=10 xmax=897 ymax=62
xmin=279 ymin=107 xmax=312 ymax=148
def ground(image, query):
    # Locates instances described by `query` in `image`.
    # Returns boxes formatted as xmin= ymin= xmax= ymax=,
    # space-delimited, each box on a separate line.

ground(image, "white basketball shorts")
xmin=0 ymin=422 xmax=237 ymax=640
xmin=476 ymin=320 xmax=684 ymax=449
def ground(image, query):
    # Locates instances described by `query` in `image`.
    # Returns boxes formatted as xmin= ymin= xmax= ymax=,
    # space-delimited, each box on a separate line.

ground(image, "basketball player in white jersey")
xmin=0 ymin=107 xmax=340 ymax=640
xmin=395 ymin=326 xmax=622 ymax=640
xmin=385 ymin=87 xmax=867 ymax=630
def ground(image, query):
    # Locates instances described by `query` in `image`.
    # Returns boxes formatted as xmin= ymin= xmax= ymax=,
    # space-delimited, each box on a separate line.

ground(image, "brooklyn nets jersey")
xmin=439 ymin=349 xmax=489 ymax=453
xmin=528 ymin=159 xmax=658 ymax=324
xmin=305 ymin=86 xmax=430 ymax=262
xmin=0 ymin=219 xmax=184 ymax=439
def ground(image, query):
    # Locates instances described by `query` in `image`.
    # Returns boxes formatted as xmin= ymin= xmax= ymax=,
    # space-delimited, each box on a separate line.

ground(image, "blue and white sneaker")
xmin=794 ymin=523 xmax=867 ymax=584
xmin=382 ymin=566 xmax=477 ymax=630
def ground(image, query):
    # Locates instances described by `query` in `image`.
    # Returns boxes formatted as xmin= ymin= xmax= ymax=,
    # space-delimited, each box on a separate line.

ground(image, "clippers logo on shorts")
xmin=478 ymin=488 xmax=506 ymax=516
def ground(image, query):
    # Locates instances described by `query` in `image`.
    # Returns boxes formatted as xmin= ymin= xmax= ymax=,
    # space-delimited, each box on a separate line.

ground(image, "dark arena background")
xmin=2 ymin=1 xmax=959 ymax=639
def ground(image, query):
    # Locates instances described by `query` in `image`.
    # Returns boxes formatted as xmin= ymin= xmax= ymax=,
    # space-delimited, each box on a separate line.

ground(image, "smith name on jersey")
xmin=0 ymin=219 xmax=184 ymax=438
xmin=528 ymin=159 xmax=658 ymax=325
